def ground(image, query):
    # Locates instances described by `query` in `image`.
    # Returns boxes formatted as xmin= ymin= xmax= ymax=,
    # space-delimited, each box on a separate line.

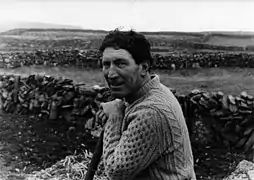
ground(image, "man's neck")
xmin=124 ymin=75 xmax=151 ymax=104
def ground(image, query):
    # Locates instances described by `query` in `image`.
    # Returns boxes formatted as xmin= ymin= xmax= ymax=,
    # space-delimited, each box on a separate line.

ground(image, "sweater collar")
xmin=124 ymin=74 xmax=161 ymax=105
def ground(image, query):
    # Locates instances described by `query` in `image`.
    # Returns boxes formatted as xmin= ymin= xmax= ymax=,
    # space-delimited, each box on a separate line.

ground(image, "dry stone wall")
xmin=1 ymin=49 xmax=254 ymax=69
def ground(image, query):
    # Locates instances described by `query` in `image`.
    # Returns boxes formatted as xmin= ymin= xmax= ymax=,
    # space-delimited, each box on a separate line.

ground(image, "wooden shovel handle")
xmin=85 ymin=130 xmax=104 ymax=180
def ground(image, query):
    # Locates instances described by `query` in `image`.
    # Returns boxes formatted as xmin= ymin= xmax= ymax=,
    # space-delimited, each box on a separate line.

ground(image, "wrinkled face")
xmin=102 ymin=47 xmax=143 ymax=98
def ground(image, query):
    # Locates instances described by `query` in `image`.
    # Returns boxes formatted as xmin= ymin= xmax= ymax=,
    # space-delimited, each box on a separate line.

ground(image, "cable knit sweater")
xmin=103 ymin=74 xmax=196 ymax=180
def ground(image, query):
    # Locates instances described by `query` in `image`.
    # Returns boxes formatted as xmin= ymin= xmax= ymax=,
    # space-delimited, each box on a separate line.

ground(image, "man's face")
xmin=102 ymin=47 xmax=143 ymax=98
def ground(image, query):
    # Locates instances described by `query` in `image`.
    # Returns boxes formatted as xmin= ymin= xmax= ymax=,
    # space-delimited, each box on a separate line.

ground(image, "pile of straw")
xmin=26 ymin=150 xmax=108 ymax=180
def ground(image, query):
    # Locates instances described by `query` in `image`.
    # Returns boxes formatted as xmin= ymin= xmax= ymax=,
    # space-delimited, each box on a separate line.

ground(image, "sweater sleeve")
xmin=103 ymin=106 xmax=167 ymax=180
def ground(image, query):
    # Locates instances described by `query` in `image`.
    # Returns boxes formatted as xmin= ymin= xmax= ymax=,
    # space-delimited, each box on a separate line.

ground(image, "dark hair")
xmin=99 ymin=29 xmax=154 ymax=71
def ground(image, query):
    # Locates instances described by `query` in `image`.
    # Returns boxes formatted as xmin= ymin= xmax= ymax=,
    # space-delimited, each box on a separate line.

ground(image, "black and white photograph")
xmin=0 ymin=0 xmax=254 ymax=179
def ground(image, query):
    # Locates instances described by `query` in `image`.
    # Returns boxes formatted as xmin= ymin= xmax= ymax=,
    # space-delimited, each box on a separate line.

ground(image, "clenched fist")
xmin=96 ymin=99 xmax=126 ymax=127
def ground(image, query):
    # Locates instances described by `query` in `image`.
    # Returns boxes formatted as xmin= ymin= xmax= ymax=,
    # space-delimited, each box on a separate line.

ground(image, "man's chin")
xmin=110 ymin=91 xmax=126 ymax=99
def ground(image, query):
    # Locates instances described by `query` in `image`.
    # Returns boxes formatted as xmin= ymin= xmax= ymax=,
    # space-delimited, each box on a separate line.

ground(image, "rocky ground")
xmin=0 ymin=112 xmax=97 ymax=180
xmin=0 ymin=67 xmax=251 ymax=180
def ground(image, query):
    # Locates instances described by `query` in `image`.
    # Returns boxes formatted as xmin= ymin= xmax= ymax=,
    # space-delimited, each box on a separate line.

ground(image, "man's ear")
xmin=140 ymin=62 xmax=149 ymax=76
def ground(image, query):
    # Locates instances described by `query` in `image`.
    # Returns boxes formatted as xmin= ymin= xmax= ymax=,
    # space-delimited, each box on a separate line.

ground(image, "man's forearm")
xmin=102 ymin=108 xmax=161 ymax=180
xmin=103 ymin=114 xmax=123 ymax=154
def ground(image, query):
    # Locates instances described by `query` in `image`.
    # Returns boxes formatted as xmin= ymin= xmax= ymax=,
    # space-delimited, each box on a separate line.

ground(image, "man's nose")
xmin=108 ymin=68 xmax=118 ymax=79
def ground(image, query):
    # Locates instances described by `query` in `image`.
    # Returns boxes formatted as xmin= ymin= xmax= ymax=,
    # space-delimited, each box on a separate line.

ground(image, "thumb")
xmin=99 ymin=102 xmax=105 ymax=110
xmin=99 ymin=102 xmax=111 ymax=114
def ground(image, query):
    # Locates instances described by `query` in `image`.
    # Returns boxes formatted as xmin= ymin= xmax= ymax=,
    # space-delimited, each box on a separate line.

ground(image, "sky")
xmin=0 ymin=0 xmax=254 ymax=32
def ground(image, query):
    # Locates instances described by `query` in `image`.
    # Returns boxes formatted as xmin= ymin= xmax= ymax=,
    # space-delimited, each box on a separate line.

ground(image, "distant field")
xmin=1 ymin=28 xmax=254 ymax=52
xmin=0 ymin=28 xmax=254 ymax=95
xmin=1 ymin=66 xmax=254 ymax=96
xmin=207 ymin=35 xmax=254 ymax=47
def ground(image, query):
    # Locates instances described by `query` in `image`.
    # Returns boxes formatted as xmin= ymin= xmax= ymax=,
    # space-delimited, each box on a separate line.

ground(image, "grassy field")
xmin=207 ymin=35 xmax=254 ymax=47
xmin=2 ymin=28 xmax=254 ymax=52
xmin=2 ymin=65 xmax=254 ymax=96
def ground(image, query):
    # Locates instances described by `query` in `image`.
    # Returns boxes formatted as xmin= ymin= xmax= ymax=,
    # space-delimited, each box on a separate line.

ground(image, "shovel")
xmin=85 ymin=129 xmax=104 ymax=180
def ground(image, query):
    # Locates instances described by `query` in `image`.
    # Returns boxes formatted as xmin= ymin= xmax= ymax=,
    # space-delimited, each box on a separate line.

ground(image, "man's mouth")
xmin=109 ymin=82 xmax=124 ymax=89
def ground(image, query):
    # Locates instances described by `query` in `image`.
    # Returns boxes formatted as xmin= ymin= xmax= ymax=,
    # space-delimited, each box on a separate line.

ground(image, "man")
xmin=96 ymin=29 xmax=196 ymax=180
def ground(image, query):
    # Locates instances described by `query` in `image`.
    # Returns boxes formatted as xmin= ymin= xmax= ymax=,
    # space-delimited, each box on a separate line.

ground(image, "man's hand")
xmin=96 ymin=99 xmax=126 ymax=127
xmin=100 ymin=99 xmax=126 ymax=116
xmin=96 ymin=109 xmax=108 ymax=127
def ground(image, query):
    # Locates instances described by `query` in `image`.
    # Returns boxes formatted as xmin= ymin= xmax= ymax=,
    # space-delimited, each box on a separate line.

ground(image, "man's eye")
xmin=116 ymin=62 xmax=126 ymax=67
xmin=103 ymin=62 xmax=110 ymax=68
